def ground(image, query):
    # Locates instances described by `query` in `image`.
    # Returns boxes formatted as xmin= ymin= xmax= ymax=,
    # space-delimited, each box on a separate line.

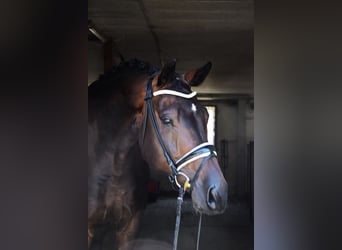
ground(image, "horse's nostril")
xmin=207 ymin=185 xmax=217 ymax=210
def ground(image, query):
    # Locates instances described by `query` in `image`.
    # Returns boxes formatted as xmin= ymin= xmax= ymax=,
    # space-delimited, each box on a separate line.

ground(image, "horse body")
xmin=88 ymin=63 xmax=153 ymax=248
xmin=88 ymin=59 xmax=228 ymax=249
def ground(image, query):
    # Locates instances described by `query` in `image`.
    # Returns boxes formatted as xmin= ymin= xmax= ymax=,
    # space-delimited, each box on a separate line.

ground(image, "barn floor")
xmin=102 ymin=196 xmax=253 ymax=250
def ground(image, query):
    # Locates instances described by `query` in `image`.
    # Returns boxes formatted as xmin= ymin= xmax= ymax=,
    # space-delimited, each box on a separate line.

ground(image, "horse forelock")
xmin=160 ymin=73 xmax=192 ymax=94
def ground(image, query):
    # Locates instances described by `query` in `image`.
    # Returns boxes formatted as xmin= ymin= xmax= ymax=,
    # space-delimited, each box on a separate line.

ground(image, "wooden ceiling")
xmin=88 ymin=0 xmax=254 ymax=94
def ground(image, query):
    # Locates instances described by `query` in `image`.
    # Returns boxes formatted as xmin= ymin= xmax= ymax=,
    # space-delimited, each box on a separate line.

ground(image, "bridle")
xmin=141 ymin=72 xmax=218 ymax=250
xmin=141 ymin=72 xmax=217 ymax=191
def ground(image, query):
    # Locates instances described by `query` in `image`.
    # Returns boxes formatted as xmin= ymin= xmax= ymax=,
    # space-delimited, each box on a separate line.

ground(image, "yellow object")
xmin=184 ymin=181 xmax=191 ymax=191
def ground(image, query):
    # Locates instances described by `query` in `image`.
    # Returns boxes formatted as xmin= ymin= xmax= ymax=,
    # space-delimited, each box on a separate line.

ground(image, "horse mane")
xmin=89 ymin=58 xmax=194 ymax=97
xmin=88 ymin=58 xmax=159 ymax=99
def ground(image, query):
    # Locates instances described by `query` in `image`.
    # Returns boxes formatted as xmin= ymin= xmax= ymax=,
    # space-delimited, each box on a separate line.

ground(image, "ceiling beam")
xmin=88 ymin=20 xmax=107 ymax=43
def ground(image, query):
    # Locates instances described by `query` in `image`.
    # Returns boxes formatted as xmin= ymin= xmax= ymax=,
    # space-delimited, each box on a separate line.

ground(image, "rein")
xmin=141 ymin=72 xmax=217 ymax=250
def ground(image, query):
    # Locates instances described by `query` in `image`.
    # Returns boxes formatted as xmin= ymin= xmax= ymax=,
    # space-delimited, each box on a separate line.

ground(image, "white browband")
xmin=153 ymin=89 xmax=197 ymax=99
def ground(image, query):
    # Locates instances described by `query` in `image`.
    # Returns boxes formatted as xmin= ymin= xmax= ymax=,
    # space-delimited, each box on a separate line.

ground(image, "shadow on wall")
xmin=120 ymin=239 xmax=172 ymax=250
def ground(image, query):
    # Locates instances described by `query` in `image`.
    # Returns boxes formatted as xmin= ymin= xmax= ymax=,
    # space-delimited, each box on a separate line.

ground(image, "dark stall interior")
xmin=88 ymin=1 xmax=254 ymax=249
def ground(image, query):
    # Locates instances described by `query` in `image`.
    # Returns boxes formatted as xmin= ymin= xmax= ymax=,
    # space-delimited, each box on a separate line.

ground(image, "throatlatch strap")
xmin=141 ymin=102 xmax=148 ymax=145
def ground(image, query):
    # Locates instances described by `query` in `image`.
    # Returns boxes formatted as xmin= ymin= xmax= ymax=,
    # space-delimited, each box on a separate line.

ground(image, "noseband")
xmin=141 ymin=72 xmax=217 ymax=191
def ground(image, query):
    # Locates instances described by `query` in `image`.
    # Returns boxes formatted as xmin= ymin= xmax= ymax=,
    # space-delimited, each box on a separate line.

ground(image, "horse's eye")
xmin=161 ymin=117 xmax=172 ymax=125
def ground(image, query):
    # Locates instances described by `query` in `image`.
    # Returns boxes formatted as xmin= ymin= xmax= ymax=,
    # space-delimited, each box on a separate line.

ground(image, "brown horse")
xmin=88 ymin=59 xmax=228 ymax=249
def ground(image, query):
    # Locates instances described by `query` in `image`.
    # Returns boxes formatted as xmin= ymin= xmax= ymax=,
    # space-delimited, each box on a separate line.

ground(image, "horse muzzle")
xmin=190 ymin=159 xmax=228 ymax=215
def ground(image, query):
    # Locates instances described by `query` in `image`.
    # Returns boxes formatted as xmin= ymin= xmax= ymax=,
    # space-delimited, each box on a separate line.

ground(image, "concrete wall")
xmin=215 ymin=102 xmax=238 ymax=196
xmin=205 ymin=100 xmax=254 ymax=198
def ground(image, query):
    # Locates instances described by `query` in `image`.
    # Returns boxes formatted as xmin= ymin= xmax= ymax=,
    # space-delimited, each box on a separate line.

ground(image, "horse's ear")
xmin=158 ymin=59 xmax=176 ymax=87
xmin=184 ymin=62 xmax=212 ymax=86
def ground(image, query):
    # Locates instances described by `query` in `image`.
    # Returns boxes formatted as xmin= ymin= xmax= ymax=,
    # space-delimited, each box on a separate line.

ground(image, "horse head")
xmin=139 ymin=59 xmax=228 ymax=215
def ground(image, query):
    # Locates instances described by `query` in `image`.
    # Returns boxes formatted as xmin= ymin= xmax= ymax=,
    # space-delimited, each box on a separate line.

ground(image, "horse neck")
xmin=96 ymin=75 xmax=148 ymax=166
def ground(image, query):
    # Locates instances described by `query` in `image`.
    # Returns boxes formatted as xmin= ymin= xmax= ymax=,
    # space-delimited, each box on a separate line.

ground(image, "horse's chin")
xmin=191 ymin=193 xmax=226 ymax=216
